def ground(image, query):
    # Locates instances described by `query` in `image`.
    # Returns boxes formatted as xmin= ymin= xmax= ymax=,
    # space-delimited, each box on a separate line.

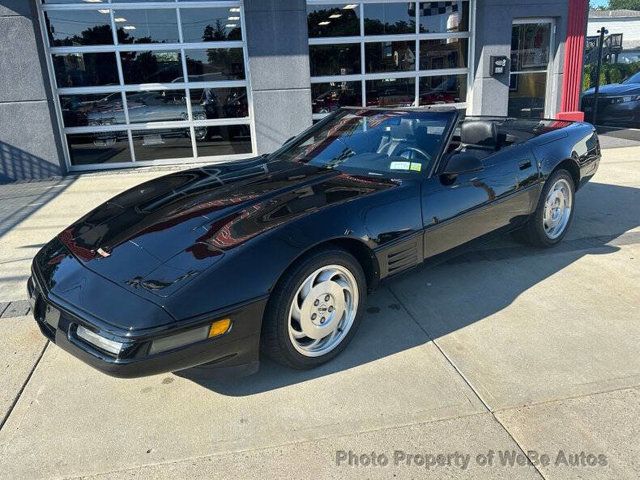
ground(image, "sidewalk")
xmin=0 ymin=149 xmax=638 ymax=479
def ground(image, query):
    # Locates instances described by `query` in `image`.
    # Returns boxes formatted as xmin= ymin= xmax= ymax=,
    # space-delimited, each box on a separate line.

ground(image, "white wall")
xmin=588 ymin=17 xmax=640 ymax=47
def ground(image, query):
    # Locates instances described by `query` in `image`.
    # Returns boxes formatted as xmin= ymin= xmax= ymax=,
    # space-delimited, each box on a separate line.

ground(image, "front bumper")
xmin=28 ymin=269 xmax=266 ymax=379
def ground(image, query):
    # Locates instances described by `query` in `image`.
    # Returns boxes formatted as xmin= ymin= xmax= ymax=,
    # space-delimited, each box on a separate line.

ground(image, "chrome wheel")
xmin=543 ymin=178 xmax=572 ymax=239
xmin=287 ymin=265 xmax=359 ymax=357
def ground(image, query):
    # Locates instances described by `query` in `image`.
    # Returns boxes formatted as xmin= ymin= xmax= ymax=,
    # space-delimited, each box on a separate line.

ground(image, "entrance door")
xmin=508 ymin=20 xmax=555 ymax=119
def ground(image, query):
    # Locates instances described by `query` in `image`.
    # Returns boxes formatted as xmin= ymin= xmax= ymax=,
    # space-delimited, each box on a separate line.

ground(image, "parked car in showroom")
xmin=582 ymin=71 xmax=640 ymax=127
xmin=29 ymin=108 xmax=600 ymax=378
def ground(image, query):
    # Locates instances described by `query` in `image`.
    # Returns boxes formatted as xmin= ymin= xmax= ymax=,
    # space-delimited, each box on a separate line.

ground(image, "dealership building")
xmin=0 ymin=0 xmax=588 ymax=182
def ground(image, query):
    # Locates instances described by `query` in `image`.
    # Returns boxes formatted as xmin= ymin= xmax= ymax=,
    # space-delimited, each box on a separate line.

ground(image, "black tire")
xmin=520 ymin=169 xmax=575 ymax=248
xmin=261 ymin=248 xmax=367 ymax=369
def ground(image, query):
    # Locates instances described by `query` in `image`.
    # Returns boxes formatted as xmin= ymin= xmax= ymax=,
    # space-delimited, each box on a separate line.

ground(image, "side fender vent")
xmin=381 ymin=236 xmax=422 ymax=277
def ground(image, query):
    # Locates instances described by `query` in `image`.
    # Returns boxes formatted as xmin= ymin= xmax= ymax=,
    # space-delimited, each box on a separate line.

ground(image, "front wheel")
xmin=521 ymin=169 xmax=575 ymax=247
xmin=261 ymin=248 xmax=366 ymax=369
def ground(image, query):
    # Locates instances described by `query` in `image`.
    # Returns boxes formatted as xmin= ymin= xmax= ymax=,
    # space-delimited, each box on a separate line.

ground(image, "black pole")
xmin=592 ymin=27 xmax=608 ymax=125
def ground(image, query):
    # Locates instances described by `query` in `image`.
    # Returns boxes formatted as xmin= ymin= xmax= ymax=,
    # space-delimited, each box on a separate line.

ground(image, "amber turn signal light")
xmin=208 ymin=318 xmax=231 ymax=338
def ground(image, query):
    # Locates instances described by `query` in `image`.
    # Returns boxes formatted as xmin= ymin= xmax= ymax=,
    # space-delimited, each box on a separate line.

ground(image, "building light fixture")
xmin=226 ymin=23 xmax=237 ymax=28
xmin=228 ymin=16 xmax=240 ymax=21
xmin=114 ymin=17 xmax=127 ymax=23
xmin=83 ymin=0 xmax=104 ymax=3
xmin=122 ymin=25 xmax=136 ymax=30
xmin=97 ymin=9 xmax=110 ymax=14
xmin=318 ymin=21 xmax=331 ymax=26
xmin=343 ymin=4 xmax=358 ymax=9
xmin=229 ymin=7 xmax=241 ymax=13
xmin=329 ymin=14 xmax=342 ymax=19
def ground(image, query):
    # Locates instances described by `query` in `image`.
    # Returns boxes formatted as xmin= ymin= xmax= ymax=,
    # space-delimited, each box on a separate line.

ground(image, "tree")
xmin=608 ymin=0 xmax=640 ymax=10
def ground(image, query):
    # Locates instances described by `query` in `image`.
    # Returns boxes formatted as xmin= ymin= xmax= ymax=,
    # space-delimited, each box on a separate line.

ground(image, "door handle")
xmin=518 ymin=160 xmax=532 ymax=170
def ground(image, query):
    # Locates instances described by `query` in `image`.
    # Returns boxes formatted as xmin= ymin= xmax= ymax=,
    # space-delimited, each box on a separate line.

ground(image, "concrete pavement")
xmin=0 ymin=148 xmax=638 ymax=479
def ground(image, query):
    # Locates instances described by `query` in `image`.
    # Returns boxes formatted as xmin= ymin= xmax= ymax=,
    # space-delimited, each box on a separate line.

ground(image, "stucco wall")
xmin=244 ymin=0 xmax=313 ymax=154
xmin=0 ymin=0 xmax=63 ymax=183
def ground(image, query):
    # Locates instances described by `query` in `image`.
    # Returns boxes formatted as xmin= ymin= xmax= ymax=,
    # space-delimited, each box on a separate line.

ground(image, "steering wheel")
xmin=396 ymin=146 xmax=431 ymax=163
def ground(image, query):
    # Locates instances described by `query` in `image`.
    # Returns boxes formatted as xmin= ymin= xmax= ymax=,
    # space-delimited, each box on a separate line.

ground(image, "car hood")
xmin=583 ymin=83 xmax=640 ymax=96
xmin=59 ymin=157 xmax=395 ymax=298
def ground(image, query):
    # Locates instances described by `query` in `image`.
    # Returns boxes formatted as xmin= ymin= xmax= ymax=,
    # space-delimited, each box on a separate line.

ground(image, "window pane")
xmin=508 ymin=72 xmax=547 ymax=118
xmin=185 ymin=49 xmax=245 ymax=81
xmin=67 ymin=133 xmax=132 ymax=166
xmin=365 ymin=41 xmax=416 ymax=73
xmin=195 ymin=126 xmax=252 ymax=157
xmin=307 ymin=4 xmax=360 ymax=38
xmin=53 ymin=53 xmax=119 ymax=88
xmin=180 ymin=8 xmax=242 ymax=42
xmin=114 ymin=9 xmax=179 ymax=44
xmin=419 ymin=1 xmax=468 ymax=33
xmin=365 ymin=78 xmax=415 ymax=107
xmin=419 ymin=74 xmax=467 ymax=105
xmin=309 ymin=44 xmax=360 ymax=77
xmin=131 ymin=128 xmax=193 ymax=161
xmin=189 ymin=87 xmax=248 ymax=120
xmin=364 ymin=2 xmax=416 ymax=35
xmin=120 ymin=51 xmax=183 ymax=84
xmin=60 ymin=93 xmax=126 ymax=128
xmin=312 ymin=81 xmax=362 ymax=113
xmin=45 ymin=10 xmax=113 ymax=47
xmin=126 ymin=90 xmax=188 ymax=124
xmin=511 ymin=23 xmax=551 ymax=72
xmin=419 ymin=38 xmax=468 ymax=70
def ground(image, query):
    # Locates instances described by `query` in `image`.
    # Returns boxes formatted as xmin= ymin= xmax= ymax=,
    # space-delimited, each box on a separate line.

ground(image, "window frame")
xmin=307 ymin=0 xmax=476 ymax=120
xmin=37 ymin=0 xmax=257 ymax=172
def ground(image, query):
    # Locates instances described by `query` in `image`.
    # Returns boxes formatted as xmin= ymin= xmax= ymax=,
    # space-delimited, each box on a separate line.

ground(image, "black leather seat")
xmin=458 ymin=120 xmax=498 ymax=159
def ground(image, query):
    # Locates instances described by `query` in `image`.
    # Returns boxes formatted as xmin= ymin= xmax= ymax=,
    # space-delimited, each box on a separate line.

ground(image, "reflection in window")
xmin=131 ymin=128 xmax=193 ymax=161
xmin=419 ymin=74 xmax=467 ymax=105
xmin=307 ymin=4 xmax=360 ymax=38
xmin=126 ymin=91 xmax=188 ymax=124
xmin=180 ymin=8 xmax=242 ymax=43
xmin=312 ymin=81 xmax=362 ymax=113
xmin=67 ymin=133 xmax=132 ymax=166
xmin=53 ymin=53 xmax=119 ymax=88
xmin=114 ymin=9 xmax=179 ymax=44
xmin=310 ymin=44 xmax=361 ymax=77
xmin=365 ymin=78 xmax=415 ymax=107
xmin=508 ymin=72 xmax=547 ymax=119
xmin=60 ymin=93 xmax=126 ymax=128
xmin=365 ymin=41 xmax=416 ymax=73
xmin=364 ymin=2 xmax=416 ymax=35
xmin=195 ymin=125 xmax=252 ymax=157
xmin=418 ymin=1 xmax=468 ymax=33
xmin=511 ymin=23 xmax=551 ymax=72
xmin=419 ymin=38 xmax=467 ymax=70
xmin=45 ymin=10 xmax=113 ymax=47
xmin=185 ymin=49 xmax=245 ymax=81
xmin=189 ymin=87 xmax=248 ymax=120
xmin=120 ymin=51 xmax=183 ymax=84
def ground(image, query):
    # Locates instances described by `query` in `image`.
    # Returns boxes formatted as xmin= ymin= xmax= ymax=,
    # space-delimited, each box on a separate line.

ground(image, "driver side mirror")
xmin=442 ymin=153 xmax=483 ymax=178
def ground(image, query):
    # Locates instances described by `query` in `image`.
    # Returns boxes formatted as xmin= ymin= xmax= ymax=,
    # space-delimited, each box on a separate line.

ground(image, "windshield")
xmin=274 ymin=109 xmax=456 ymax=176
xmin=623 ymin=72 xmax=640 ymax=84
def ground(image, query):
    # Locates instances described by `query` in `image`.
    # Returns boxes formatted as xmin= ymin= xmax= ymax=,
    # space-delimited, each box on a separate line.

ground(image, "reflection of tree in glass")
xmin=364 ymin=19 xmax=415 ymax=35
xmin=51 ymin=24 xmax=114 ymax=47
xmin=202 ymin=20 xmax=241 ymax=42
xmin=307 ymin=8 xmax=359 ymax=37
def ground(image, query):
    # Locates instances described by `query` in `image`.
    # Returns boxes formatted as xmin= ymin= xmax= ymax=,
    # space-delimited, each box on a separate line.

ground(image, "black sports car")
xmin=29 ymin=108 xmax=600 ymax=378
xmin=582 ymin=72 xmax=640 ymax=127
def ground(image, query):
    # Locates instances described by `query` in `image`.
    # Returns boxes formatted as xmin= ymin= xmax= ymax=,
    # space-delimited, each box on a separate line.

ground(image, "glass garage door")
xmin=38 ymin=0 xmax=255 ymax=170
xmin=306 ymin=1 xmax=473 ymax=120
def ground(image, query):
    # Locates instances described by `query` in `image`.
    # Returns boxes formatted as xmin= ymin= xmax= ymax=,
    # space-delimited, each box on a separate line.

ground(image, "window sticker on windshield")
xmin=390 ymin=161 xmax=422 ymax=172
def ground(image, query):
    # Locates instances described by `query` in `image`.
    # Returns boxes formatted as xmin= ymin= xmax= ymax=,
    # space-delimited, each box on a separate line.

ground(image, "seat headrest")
xmin=461 ymin=120 xmax=497 ymax=148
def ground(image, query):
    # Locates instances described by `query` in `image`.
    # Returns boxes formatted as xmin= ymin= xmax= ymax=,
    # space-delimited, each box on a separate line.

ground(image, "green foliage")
xmin=608 ymin=0 xmax=640 ymax=10
xmin=583 ymin=61 xmax=640 ymax=90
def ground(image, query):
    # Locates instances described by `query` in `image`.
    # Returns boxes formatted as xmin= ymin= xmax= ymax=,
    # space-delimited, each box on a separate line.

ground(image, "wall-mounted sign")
xmin=490 ymin=56 xmax=508 ymax=76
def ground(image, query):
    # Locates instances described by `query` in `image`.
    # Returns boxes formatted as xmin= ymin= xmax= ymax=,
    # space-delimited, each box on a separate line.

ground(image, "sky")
xmin=590 ymin=0 xmax=609 ymax=7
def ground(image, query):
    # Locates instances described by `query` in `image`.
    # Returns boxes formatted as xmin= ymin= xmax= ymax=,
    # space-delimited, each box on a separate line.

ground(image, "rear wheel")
xmin=521 ymin=169 xmax=575 ymax=247
xmin=261 ymin=248 xmax=366 ymax=369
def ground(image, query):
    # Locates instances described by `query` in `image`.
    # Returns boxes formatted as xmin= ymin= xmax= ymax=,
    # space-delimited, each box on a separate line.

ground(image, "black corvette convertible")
xmin=29 ymin=108 xmax=600 ymax=377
